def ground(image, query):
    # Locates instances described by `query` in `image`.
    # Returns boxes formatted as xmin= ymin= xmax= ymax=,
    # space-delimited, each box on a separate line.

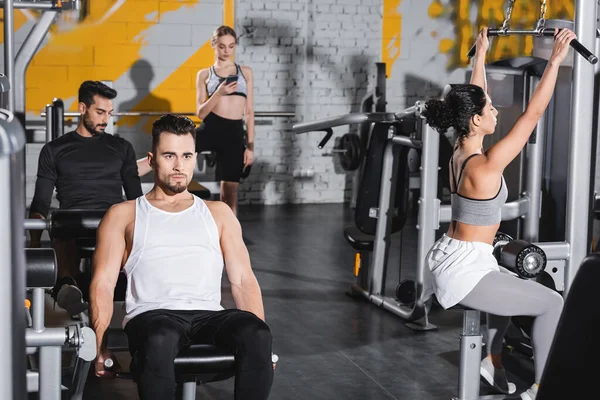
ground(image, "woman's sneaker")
xmin=480 ymin=357 xmax=517 ymax=394
xmin=520 ymin=383 xmax=538 ymax=400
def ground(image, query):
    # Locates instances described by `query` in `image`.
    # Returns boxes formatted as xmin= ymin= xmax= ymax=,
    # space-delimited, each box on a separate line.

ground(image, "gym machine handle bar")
xmin=39 ymin=111 xmax=295 ymax=118
xmin=0 ymin=0 xmax=80 ymax=10
xmin=467 ymin=28 xmax=598 ymax=65
xmin=292 ymin=112 xmax=398 ymax=148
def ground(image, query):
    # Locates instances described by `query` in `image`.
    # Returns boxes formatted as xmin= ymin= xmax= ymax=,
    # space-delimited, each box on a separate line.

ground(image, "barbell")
xmin=331 ymin=133 xmax=363 ymax=171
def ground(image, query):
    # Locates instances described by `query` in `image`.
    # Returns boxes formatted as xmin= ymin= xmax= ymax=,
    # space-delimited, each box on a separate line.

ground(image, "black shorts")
xmin=196 ymin=112 xmax=246 ymax=183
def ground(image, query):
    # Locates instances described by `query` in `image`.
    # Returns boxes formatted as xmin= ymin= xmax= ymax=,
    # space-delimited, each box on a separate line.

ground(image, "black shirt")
xmin=30 ymin=131 xmax=143 ymax=217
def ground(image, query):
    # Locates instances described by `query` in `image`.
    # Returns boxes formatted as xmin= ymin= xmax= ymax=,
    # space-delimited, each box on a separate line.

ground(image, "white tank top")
xmin=122 ymin=195 xmax=224 ymax=327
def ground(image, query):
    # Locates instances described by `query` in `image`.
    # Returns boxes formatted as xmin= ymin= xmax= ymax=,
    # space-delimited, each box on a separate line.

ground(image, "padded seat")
xmin=174 ymin=344 xmax=236 ymax=383
xmin=25 ymin=248 xmax=57 ymax=289
xmin=126 ymin=343 xmax=236 ymax=400
xmin=343 ymin=226 xmax=374 ymax=252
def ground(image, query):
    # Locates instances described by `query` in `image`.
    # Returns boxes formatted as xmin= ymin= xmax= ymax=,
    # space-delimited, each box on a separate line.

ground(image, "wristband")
xmin=247 ymin=142 xmax=254 ymax=151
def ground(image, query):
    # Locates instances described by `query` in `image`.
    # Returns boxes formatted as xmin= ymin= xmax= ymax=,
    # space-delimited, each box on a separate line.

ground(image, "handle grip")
xmin=317 ymin=128 xmax=334 ymax=149
xmin=466 ymin=28 xmax=598 ymax=65
xmin=466 ymin=29 xmax=504 ymax=58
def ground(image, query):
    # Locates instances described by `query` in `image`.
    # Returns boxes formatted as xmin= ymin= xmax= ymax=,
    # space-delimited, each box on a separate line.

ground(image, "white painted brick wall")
xmin=235 ymin=0 xmax=381 ymax=205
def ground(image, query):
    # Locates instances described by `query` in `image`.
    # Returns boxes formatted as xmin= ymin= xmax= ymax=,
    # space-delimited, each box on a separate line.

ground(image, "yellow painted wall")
xmin=14 ymin=0 xmax=233 ymax=127
xmin=382 ymin=0 xmax=575 ymax=76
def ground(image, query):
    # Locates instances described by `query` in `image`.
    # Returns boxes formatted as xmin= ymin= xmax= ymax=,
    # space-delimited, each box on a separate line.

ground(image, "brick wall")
xmin=234 ymin=0 xmax=381 ymax=205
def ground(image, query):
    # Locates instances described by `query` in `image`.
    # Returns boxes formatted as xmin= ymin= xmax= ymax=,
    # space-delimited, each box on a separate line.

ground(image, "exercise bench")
xmin=452 ymin=305 xmax=484 ymax=400
xmin=110 ymin=335 xmax=236 ymax=400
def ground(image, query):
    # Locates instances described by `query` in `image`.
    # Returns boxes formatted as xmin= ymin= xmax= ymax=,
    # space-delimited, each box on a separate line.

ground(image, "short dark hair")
xmin=78 ymin=81 xmax=117 ymax=108
xmin=151 ymin=114 xmax=196 ymax=153
xmin=422 ymin=84 xmax=487 ymax=143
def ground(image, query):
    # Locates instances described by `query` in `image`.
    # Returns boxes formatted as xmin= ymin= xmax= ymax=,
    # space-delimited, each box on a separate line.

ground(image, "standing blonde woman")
xmin=138 ymin=25 xmax=255 ymax=216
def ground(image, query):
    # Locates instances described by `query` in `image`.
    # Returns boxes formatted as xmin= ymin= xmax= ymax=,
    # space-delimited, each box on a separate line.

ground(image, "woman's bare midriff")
xmin=210 ymin=91 xmax=246 ymax=120
xmin=447 ymin=221 xmax=499 ymax=245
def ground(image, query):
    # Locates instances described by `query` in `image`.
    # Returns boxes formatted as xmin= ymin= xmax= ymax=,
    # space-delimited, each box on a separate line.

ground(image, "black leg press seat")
xmin=114 ymin=337 xmax=236 ymax=400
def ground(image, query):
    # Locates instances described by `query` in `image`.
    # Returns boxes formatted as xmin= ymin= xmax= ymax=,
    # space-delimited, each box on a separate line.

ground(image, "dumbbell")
xmin=104 ymin=358 xmax=115 ymax=371
xmin=493 ymin=233 xmax=547 ymax=279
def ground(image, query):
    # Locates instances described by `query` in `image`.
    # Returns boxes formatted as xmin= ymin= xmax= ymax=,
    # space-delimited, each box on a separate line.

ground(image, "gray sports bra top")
xmin=206 ymin=63 xmax=247 ymax=98
xmin=450 ymin=153 xmax=508 ymax=226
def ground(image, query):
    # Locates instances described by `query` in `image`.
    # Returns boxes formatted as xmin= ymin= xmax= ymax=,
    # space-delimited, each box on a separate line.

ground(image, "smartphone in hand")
xmin=225 ymin=75 xmax=238 ymax=85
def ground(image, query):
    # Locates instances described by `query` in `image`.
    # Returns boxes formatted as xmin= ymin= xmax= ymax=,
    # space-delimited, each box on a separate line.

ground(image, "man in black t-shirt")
xmin=29 ymin=81 xmax=143 ymax=315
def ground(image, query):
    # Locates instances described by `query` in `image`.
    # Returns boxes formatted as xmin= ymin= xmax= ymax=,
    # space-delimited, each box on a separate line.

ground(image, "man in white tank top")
xmin=88 ymin=114 xmax=273 ymax=399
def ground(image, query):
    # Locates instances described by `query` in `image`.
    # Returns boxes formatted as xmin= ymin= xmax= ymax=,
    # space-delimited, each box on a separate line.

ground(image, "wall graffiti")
xmin=1 ymin=0 xmax=232 ymax=133
xmin=429 ymin=0 xmax=575 ymax=68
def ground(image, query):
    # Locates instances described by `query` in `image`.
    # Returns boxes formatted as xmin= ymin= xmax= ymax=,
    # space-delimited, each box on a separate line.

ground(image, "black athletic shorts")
xmin=196 ymin=112 xmax=246 ymax=183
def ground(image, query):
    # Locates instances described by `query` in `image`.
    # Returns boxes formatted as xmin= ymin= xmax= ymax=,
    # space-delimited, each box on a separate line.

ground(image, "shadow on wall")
xmin=238 ymin=160 xmax=269 ymax=205
xmin=404 ymin=73 xmax=453 ymax=198
xmin=237 ymin=21 xmax=302 ymax=205
xmin=119 ymin=59 xmax=172 ymax=115
xmin=118 ymin=59 xmax=172 ymax=182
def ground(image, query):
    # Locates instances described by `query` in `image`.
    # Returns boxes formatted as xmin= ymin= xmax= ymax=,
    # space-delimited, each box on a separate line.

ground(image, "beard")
xmin=161 ymin=174 xmax=188 ymax=194
xmin=165 ymin=182 xmax=187 ymax=194
xmin=83 ymin=113 xmax=107 ymax=135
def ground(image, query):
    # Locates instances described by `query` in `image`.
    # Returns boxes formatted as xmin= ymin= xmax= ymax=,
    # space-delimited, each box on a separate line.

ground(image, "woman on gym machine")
xmin=422 ymin=27 xmax=575 ymax=400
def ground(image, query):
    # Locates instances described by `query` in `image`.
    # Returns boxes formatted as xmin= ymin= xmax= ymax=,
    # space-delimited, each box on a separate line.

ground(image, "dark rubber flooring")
xmin=37 ymin=203 xmax=536 ymax=399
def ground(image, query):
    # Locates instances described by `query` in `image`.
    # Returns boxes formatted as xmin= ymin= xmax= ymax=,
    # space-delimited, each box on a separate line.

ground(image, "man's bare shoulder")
xmin=204 ymin=200 xmax=235 ymax=231
xmin=102 ymin=200 xmax=136 ymax=227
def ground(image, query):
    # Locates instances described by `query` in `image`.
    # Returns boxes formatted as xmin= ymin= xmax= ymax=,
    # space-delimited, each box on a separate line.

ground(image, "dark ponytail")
xmin=422 ymin=99 xmax=454 ymax=134
xmin=422 ymin=84 xmax=487 ymax=143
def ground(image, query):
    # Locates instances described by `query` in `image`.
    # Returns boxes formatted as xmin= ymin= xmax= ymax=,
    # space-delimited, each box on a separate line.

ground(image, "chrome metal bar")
xmin=24 ymin=219 xmax=50 ymax=230
xmin=31 ymin=288 xmax=44 ymax=332
xmin=26 ymin=370 xmax=38 ymax=393
xmin=40 ymin=111 xmax=295 ymax=118
xmin=494 ymin=29 xmax=544 ymax=35
xmin=391 ymin=135 xmax=422 ymax=149
xmin=4 ymin=0 xmax=15 ymax=113
xmin=370 ymin=135 xmax=398 ymax=295
xmin=522 ymin=75 xmax=544 ymax=242
xmin=564 ymin=0 xmax=597 ymax=294
xmin=535 ymin=241 xmax=570 ymax=261
xmin=25 ymin=328 xmax=67 ymax=347
xmin=0 ymin=145 xmax=13 ymax=400
xmin=394 ymin=105 xmax=417 ymax=120
xmin=39 ymin=346 xmax=61 ymax=400
xmin=44 ymin=104 xmax=53 ymax=143
xmin=0 ymin=1 xmax=55 ymax=9
xmin=15 ymin=11 xmax=58 ymax=115
xmin=293 ymin=112 xmax=396 ymax=134
xmin=415 ymin=119 xmax=438 ymax=304
xmin=500 ymin=196 xmax=531 ymax=221
xmin=0 ymin=107 xmax=28 ymax=400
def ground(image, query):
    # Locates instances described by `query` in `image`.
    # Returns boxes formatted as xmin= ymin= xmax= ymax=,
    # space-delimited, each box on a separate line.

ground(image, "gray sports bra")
xmin=450 ymin=153 xmax=508 ymax=226
xmin=206 ymin=63 xmax=247 ymax=98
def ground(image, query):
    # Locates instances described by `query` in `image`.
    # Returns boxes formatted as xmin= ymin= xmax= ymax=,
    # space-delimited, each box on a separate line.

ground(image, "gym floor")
xmin=43 ymin=203 xmax=536 ymax=400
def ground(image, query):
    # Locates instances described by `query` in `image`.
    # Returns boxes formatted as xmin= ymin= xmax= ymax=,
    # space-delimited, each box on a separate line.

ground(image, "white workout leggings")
xmin=459 ymin=271 xmax=564 ymax=383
